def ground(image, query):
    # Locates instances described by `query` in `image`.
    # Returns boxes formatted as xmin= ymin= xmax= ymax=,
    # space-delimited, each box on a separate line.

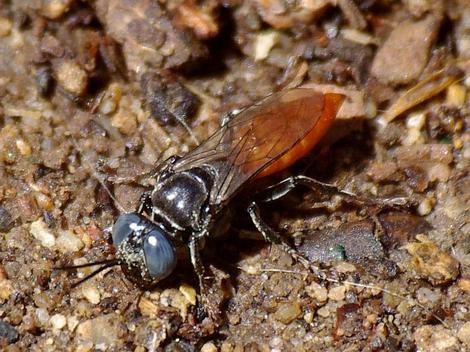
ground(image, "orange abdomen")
xmin=256 ymin=93 xmax=344 ymax=178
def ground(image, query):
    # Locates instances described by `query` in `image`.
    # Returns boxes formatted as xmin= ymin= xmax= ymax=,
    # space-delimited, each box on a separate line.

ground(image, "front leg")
xmin=247 ymin=202 xmax=326 ymax=281
xmin=136 ymin=191 xmax=152 ymax=214
xmin=188 ymin=234 xmax=221 ymax=322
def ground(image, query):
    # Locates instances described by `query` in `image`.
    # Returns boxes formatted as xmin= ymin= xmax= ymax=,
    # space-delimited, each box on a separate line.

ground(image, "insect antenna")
xmin=251 ymin=266 xmax=448 ymax=327
xmin=54 ymin=134 xmax=130 ymax=288
xmin=60 ymin=259 xmax=120 ymax=288
xmin=69 ymin=135 xmax=127 ymax=214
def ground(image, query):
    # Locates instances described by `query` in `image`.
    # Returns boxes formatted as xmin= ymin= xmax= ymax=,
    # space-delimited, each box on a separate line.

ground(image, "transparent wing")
xmin=173 ymin=88 xmax=343 ymax=205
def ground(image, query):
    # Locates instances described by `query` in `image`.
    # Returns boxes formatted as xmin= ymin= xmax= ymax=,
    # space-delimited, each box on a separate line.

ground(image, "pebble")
xmin=138 ymin=297 xmax=159 ymax=317
xmin=42 ymin=0 xmax=73 ymax=19
xmin=0 ymin=17 xmax=12 ymax=37
xmin=35 ymin=308 xmax=50 ymax=327
xmin=457 ymin=322 xmax=470 ymax=347
xmin=306 ymin=282 xmax=328 ymax=302
xmin=328 ymin=286 xmax=346 ymax=301
xmin=111 ymin=108 xmax=137 ymax=135
xmin=0 ymin=278 xmax=13 ymax=303
xmin=416 ymin=287 xmax=441 ymax=305
xmin=0 ymin=207 xmax=13 ymax=231
xmin=417 ymin=197 xmax=435 ymax=216
xmin=55 ymin=60 xmax=88 ymax=96
xmin=56 ymin=230 xmax=84 ymax=253
xmin=82 ymin=285 xmax=101 ymax=305
xmin=335 ymin=262 xmax=356 ymax=273
xmin=254 ymin=30 xmax=279 ymax=61
xmin=30 ymin=219 xmax=56 ymax=247
xmin=50 ymin=314 xmax=67 ymax=331
xmin=413 ymin=325 xmax=457 ymax=351
xmin=0 ymin=320 xmax=19 ymax=344
xmin=446 ymin=83 xmax=466 ymax=107
xmin=15 ymin=138 xmax=32 ymax=156
xmin=317 ymin=306 xmax=330 ymax=318
xmin=160 ymin=288 xmax=191 ymax=319
xmin=99 ymin=83 xmax=122 ymax=115
xmin=201 ymin=341 xmax=218 ymax=352
xmin=76 ymin=314 xmax=122 ymax=346
xmin=179 ymin=283 xmax=197 ymax=305
xmin=405 ymin=234 xmax=459 ymax=285
xmin=67 ymin=315 xmax=79 ymax=332
xmin=304 ymin=311 xmax=314 ymax=324
xmin=273 ymin=302 xmax=302 ymax=324
xmin=457 ymin=278 xmax=470 ymax=292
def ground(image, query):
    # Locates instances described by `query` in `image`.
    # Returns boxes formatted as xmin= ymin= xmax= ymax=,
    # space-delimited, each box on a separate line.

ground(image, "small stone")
xmin=306 ymin=282 xmax=328 ymax=302
xmin=457 ymin=278 xmax=470 ymax=292
xmin=75 ymin=341 xmax=93 ymax=352
xmin=55 ymin=60 xmax=88 ymax=96
xmin=0 ymin=207 xmax=13 ymax=232
xmin=317 ymin=306 xmax=330 ymax=318
xmin=273 ymin=302 xmax=302 ymax=324
xmin=160 ymin=288 xmax=191 ymax=319
xmin=0 ymin=320 xmax=19 ymax=344
xmin=15 ymin=139 xmax=32 ymax=156
xmin=335 ymin=262 xmax=356 ymax=273
xmin=179 ymin=283 xmax=197 ymax=305
xmin=328 ymin=286 xmax=346 ymax=301
xmin=138 ymin=297 xmax=159 ymax=317
xmin=30 ymin=219 xmax=55 ymax=248
xmin=111 ymin=108 xmax=137 ymax=135
xmin=201 ymin=341 xmax=218 ymax=352
xmin=458 ymin=322 xmax=470 ymax=347
xmin=0 ymin=279 xmax=13 ymax=303
xmin=99 ymin=83 xmax=122 ymax=115
xmin=417 ymin=197 xmax=435 ymax=216
xmin=56 ymin=230 xmax=84 ymax=253
xmin=304 ymin=311 xmax=314 ymax=324
xmin=34 ymin=193 xmax=54 ymax=211
xmin=446 ymin=83 xmax=466 ymax=107
xmin=416 ymin=287 xmax=441 ymax=305
xmin=0 ymin=17 xmax=12 ymax=37
xmin=254 ymin=30 xmax=279 ymax=61
xmin=76 ymin=314 xmax=122 ymax=346
xmin=221 ymin=341 xmax=234 ymax=352
xmin=67 ymin=315 xmax=79 ymax=332
xmin=50 ymin=314 xmax=67 ymax=331
xmin=35 ymin=308 xmax=50 ymax=327
xmin=82 ymin=285 xmax=101 ymax=305
xmin=42 ymin=0 xmax=73 ymax=19
xmin=414 ymin=325 xmax=457 ymax=351
xmin=406 ymin=112 xmax=426 ymax=130
xmin=405 ymin=235 xmax=460 ymax=285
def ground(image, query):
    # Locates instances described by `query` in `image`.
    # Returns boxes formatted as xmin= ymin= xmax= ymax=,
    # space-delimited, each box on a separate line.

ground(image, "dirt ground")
xmin=0 ymin=0 xmax=469 ymax=351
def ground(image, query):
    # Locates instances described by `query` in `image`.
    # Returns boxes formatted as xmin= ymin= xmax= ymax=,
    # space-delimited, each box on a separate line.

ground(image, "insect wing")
xmin=173 ymin=88 xmax=341 ymax=205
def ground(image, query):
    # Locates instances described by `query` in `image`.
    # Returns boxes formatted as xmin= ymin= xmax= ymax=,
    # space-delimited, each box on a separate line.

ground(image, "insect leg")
xmin=188 ymin=235 xmax=221 ymax=322
xmin=247 ymin=201 xmax=326 ymax=280
xmin=256 ymin=175 xmax=408 ymax=210
xmin=136 ymin=191 xmax=152 ymax=214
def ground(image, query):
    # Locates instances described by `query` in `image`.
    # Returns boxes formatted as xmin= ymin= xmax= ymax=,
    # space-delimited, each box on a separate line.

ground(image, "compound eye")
xmin=143 ymin=228 xmax=177 ymax=281
xmin=111 ymin=213 xmax=143 ymax=245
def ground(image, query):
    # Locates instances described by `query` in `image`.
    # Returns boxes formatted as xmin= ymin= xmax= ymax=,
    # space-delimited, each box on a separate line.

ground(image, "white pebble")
xmin=417 ymin=197 xmax=435 ymax=216
xmin=254 ymin=30 xmax=279 ymax=61
xmin=30 ymin=219 xmax=55 ymax=247
xmin=56 ymin=230 xmax=84 ymax=253
xmin=50 ymin=314 xmax=67 ymax=331
xmin=406 ymin=112 xmax=426 ymax=130
xmin=201 ymin=341 xmax=217 ymax=352
xmin=82 ymin=285 xmax=101 ymax=305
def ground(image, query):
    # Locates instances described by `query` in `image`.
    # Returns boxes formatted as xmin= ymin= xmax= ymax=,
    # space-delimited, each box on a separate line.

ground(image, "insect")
xmin=68 ymin=88 xmax=348 ymax=314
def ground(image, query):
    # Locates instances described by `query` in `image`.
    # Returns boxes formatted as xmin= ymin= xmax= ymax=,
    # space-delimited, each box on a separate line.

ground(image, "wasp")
xmin=70 ymin=88 xmax=354 ymax=315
